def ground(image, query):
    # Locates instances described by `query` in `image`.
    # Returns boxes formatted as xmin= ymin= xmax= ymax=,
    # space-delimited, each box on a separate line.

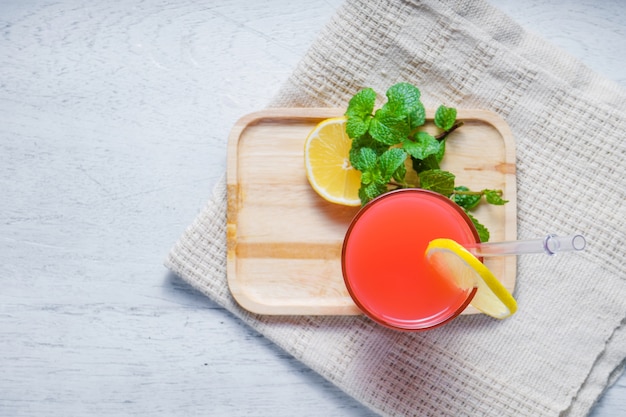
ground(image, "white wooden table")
xmin=1 ymin=1 xmax=624 ymax=415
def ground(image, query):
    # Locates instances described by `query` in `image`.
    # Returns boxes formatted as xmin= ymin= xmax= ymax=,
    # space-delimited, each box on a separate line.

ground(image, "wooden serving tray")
xmin=226 ymin=108 xmax=517 ymax=315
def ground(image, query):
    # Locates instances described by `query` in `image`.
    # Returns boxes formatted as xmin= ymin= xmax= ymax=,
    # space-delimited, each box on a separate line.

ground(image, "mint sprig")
xmin=345 ymin=82 xmax=508 ymax=242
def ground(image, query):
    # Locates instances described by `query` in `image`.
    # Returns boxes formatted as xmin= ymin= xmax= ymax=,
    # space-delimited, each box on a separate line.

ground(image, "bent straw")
xmin=465 ymin=234 xmax=586 ymax=257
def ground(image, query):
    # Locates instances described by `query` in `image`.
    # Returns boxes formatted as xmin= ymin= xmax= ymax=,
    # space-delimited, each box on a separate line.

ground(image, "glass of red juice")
xmin=341 ymin=188 xmax=481 ymax=331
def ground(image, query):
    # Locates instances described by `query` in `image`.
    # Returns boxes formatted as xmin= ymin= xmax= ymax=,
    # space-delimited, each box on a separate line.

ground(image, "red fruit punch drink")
xmin=341 ymin=189 xmax=480 ymax=331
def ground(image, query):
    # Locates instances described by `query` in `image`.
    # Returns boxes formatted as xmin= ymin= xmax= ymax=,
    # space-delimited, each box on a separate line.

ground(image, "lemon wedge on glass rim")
xmin=303 ymin=117 xmax=362 ymax=206
xmin=425 ymin=238 xmax=517 ymax=319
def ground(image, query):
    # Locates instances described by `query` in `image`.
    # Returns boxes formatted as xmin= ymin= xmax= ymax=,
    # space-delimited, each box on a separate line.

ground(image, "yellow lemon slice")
xmin=304 ymin=117 xmax=361 ymax=206
xmin=425 ymin=238 xmax=517 ymax=319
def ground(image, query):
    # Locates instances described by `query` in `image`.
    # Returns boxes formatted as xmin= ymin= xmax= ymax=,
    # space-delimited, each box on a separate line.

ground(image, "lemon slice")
xmin=304 ymin=117 xmax=361 ymax=206
xmin=425 ymin=238 xmax=517 ymax=319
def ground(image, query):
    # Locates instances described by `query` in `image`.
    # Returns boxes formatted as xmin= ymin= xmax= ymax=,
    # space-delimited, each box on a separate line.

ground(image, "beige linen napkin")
xmin=166 ymin=0 xmax=626 ymax=415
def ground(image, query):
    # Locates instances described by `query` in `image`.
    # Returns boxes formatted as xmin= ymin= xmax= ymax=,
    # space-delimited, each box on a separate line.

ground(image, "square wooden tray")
xmin=226 ymin=108 xmax=517 ymax=315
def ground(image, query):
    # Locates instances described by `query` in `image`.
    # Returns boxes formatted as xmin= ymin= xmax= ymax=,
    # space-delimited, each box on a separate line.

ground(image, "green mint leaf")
xmin=408 ymin=100 xmax=426 ymax=130
xmin=369 ymin=107 xmax=409 ymax=145
xmin=346 ymin=114 xmax=372 ymax=139
xmin=411 ymin=154 xmax=440 ymax=173
xmin=350 ymin=132 xmax=389 ymax=156
xmin=451 ymin=185 xmax=481 ymax=210
xmin=346 ymin=87 xmax=376 ymax=118
xmin=392 ymin=161 xmax=406 ymax=183
xmin=345 ymin=88 xmax=376 ymax=138
xmin=350 ymin=146 xmax=377 ymax=172
xmin=359 ymin=180 xmax=387 ymax=205
xmin=418 ymin=169 xmax=455 ymax=195
xmin=408 ymin=136 xmax=444 ymax=174
xmin=385 ymin=83 xmax=420 ymax=113
xmin=385 ymin=83 xmax=425 ymax=130
xmin=361 ymin=170 xmax=374 ymax=185
xmin=378 ymin=148 xmax=407 ymax=182
xmin=402 ymin=131 xmax=440 ymax=160
xmin=434 ymin=105 xmax=457 ymax=131
xmin=369 ymin=166 xmax=384 ymax=186
xmin=484 ymin=189 xmax=509 ymax=205
xmin=435 ymin=138 xmax=446 ymax=163
xmin=465 ymin=211 xmax=490 ymax=242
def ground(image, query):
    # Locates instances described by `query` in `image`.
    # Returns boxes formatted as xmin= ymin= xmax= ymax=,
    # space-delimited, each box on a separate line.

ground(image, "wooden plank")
xmin=227 ymin=108 xmax=517 ymax=315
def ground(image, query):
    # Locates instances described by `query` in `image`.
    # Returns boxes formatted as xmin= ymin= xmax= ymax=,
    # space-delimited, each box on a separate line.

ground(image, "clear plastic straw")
xmin=465 ymin=234 xmax=586 ymax=257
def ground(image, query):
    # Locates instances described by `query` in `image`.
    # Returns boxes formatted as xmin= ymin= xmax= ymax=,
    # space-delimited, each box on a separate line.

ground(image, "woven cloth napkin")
xmin=166 ymin=0 xmax=626 ymax=415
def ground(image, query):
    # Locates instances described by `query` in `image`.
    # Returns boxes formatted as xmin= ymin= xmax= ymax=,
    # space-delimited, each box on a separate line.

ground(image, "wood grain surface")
xmin=1 ymin=0 xmax=624 ymax=416
xmin=226 ymin=108 xmax=517 ymax=316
